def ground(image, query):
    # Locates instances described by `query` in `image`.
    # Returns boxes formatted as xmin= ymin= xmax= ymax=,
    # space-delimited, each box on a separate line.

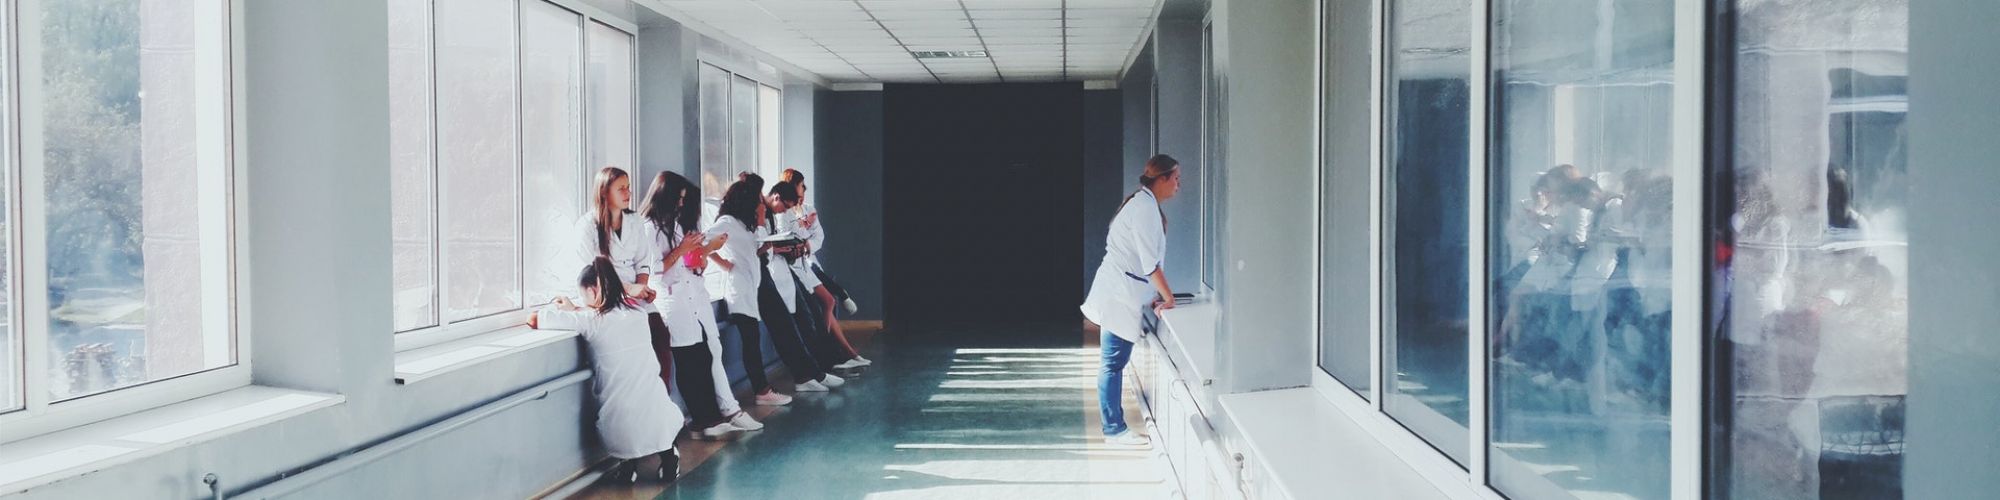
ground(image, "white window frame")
xmin=1306 ymin=0 xmax=1710 ymax=498
xmin=392 ymin=0 xmax=637 ymax=352
xmin=0 ymin=0 xmax=251 ymax=444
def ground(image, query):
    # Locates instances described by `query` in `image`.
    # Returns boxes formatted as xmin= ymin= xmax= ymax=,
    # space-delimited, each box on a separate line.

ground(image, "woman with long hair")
xmin=705 ymin=176 xmax=836 ymax=405
xmin=1080 ymin=154 xmax=1181 ymax=446
xmin=778 ymin=169 xmax=869 ymax=369
xmin=637 ymin=171 xmax=764 ymax=439
xmin=575 ymin=167 xmax=669 ymax=392
xmin=528 ymin=257 xmax=681 ymax=483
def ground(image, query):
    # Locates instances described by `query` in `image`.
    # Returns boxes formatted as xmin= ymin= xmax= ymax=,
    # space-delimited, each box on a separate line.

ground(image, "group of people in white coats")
xmin=528 ymin=166 xmax=870 ymax=483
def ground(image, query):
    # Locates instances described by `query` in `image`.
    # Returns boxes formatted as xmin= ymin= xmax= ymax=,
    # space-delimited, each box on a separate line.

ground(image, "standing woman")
xmin=577 ymin=167 xmax=666 ymax=388
xmin=637 ymin=172 xmax=765 ymax=438
xmin=780 ymin=170 xmax=869 ymax=368
xmin=706 ymin=177 xmax=835 ymax=403
xmin=766 ymin=182 xmax=855 ymax=375
xmin=1080 ymin=154 xmax=1181 ymax=446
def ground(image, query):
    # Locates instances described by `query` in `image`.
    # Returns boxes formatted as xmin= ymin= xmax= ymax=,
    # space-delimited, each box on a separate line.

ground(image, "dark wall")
xmin=1082 ymin=89 xmax=1124 ymax=291
xmin=815 ymin=90 xmax=886 ymax=322
xmin=884 ymin=83 xmax=1088 ymax=326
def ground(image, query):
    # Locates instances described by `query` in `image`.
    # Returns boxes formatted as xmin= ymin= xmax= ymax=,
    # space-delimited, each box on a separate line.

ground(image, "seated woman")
xmin=530 ymin=257 xmax=682 ymax=483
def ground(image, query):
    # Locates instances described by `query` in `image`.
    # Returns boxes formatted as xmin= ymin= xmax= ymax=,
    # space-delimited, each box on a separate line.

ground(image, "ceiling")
xmin=655 ymin=0 xmax=1166 ymax=84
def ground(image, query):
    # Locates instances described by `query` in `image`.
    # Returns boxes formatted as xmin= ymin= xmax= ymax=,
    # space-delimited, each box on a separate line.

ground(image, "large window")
xmin=697 ymin=62 xmax=783 ymax=201
xmin=1316 ymin=0 xmax=1372 ymax=397
xmin=1712 ymin=1 xmax=1908 ymax=498
xmin=389 ymin=0 xmax=636 ymax=347
xmin=1382 ymin=0 xmax=1472 ymax=465
xmin=1488 ymin=0 xmax=1677 ymax=497
xmin=3 ymin=0 xmax=239 ymax=435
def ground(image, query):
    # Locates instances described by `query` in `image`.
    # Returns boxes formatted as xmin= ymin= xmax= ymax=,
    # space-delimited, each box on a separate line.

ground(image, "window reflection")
xmin=1489 ymin=0 xmax=1675 ymax=498
xmin=1715 ymin=1 xmax=1909 ymax=498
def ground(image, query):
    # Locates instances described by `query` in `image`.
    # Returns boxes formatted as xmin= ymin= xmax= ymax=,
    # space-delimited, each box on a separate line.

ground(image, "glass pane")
xmin=731 ymin=76 xmax=756 ymax=181
xmin=43 ymin=0 xmax=233 ymax=400
xmin=1382 ymin=0 xmax=1472 ymax=465
xmin=757 ymin=84 xmax=781 ymax=181
xmin=0 ymin=4 xmax=12 ymax=411
xmin=698 ymin=64 xmax=729 ymax=201
xmin=586 ymin=22 xmax=633 ymax=173
xmin=521 ymin=0 xmax=582 ymax=307
xmin=1714 ymin=1 xmax=1909 ymax=498
xmin=1489 ymin=0 xmax=1676 ymax=498
xmin=436 ymin=0 xmax=521 ymax=322
xmin=1316 ymin=1 xmax=1370 ymax=397
xmin=388 ymin=0 xmax=436 ymax=332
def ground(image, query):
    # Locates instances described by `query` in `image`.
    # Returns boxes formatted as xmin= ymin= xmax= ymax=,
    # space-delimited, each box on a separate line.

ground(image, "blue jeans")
xmin=1098 ymin=330 xmax=1136 ymax=436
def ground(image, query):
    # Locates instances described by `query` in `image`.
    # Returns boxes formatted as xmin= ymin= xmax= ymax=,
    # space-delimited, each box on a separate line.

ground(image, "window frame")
xmin=1305 ymin=0 xmax=1713 ymax=498
xmin=0 ymin=0 xmax=252 ymax=444
xmin=391 ymin=0 xmax=638 ymax=353
xmin=696 ymin=60 xmax=784 ymax=198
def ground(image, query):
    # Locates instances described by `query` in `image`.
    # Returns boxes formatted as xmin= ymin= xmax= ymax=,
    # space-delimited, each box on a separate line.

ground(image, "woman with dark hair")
xmin=705 ymin=178 xmax=837 ymax=405
xmin=529 ymin=257 xmax=681 ymax=483
xmin=1081 ymin=154 xmax=1181 ymax=447
xmin=637 ymin=172 xmax=763 ymax=439
xmin=766 ymin=181 xmax=857 ymax=375
xmin=779 ymin=169 xmax=869 ymax=369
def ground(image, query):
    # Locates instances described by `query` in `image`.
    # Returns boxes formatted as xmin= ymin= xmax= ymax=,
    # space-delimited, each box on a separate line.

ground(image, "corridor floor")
xmin=566 ymin=322 xmax=1169 ymax=500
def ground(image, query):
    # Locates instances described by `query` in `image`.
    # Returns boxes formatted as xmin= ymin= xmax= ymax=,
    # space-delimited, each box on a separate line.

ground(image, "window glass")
xmin=0 ymin=3 xmax=12 ymax=411
xmin=1316 ymin=0 xmax=1371 ymax=397
xmin=521 ymin=0 xmax=582 ymax=306
xmin=757 ymin=84 xmax=782 ymax=182
xmin=1488 ymin=0 xmax=1676 ymax=498
xmin=1383 ymin=0 xmax=1472 ymax=465
xmin=388 ymin=0 xmax=435 ymax=332
xmin=586 ymin=22 xmax=633 ymax=174
xmin=1714 ymin=1 xmax=1909 ymax=498
xmin=42 ymin=0 xmax=233 ymax=400
xmin=731 ymin=76 xmax=757 ymax=181
xmin=435 ymin=0 xmax=521 ymax=321
xmin=698 ymin=64 xmax=729 ymax=200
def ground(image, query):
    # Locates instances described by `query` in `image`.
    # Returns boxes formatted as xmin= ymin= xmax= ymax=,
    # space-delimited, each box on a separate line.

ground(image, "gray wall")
xmin=637 ymin=21 xmax=698 ymax=183
xmin=1211 ymin=0 xmax=1319 ymax=395
xmin=1121 ymin=43 xmax=1156 ymax=187
xmin=1907 ymin=0 xmax=2000 ymax=495
xmin=1083 ymin=89 xmax=1126 ymax=289
xmin=815 ymin=90 xmax=887 ymax=322
xmin=1153 ymin=19 xmax=1207 ymax=292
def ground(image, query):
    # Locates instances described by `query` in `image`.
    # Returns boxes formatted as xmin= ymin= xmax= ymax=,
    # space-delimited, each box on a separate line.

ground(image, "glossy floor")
xmin=565 ymin=321 xmax=1168 ymax=500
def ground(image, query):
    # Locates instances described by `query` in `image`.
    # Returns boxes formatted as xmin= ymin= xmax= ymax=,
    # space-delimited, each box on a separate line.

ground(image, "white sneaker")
xmin=820 ymin=373 xmax=846 ymax=388
xmin=796 ymin=380 xmax=830 ymax=392
xmin=698 ymin=422 xmax=741 ymax=440
xmin=755 ymin=391 xmax=792 ymax=406
xmin=833 ymin=358 xmax=866 ymax=370
xmin=728 ymin=411 xmax=765 ymax=431
xmin=1105 ymin=431 xmax=1151 ymax=446
xmin=851 ymin=355 xmax=872 ymax=367
xmin=842 ymin=298 xmax=859 ymax=315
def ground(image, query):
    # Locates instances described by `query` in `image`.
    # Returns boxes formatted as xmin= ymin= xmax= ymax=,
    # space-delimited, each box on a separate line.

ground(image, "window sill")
xmin=393 ymin=326 xmax=578 ymax=385
xmin=0 ymin=386 xmax=342 ymax=494
xmin=1157 ymin=301 xmax=1220 ymax=390
xmin=1217 ymin=389 xmax=1452 ymax=500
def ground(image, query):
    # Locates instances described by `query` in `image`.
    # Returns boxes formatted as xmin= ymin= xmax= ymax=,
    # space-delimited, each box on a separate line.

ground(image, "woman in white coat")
xmin=779 ymin=169 xmax=868 ymax=369
xmin=706 ymin=176 xmax=835 ymax=405
xmin=1081 ymin=154 xmax=1181 ymax=446
xmin=575 ymin=167 xmax=668 ymax=392
xmin=636 ymin=171 xmax=765 ymax=439
xmin=529 ymin=257 xmax=681 ymax=483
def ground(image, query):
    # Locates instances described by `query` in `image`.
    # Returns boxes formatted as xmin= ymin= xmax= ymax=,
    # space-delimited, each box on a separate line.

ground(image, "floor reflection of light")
xmin=881 ymin=458 xmax=1159 ymax=483
xmin=945 ymin=370 xmax=1089 ymax=377
xmin=927 ymin=393 xmax=1082 ymax=403
xmin=937 ymin=377 xmax=1095 ymax=390
xmin=956 ymin=348 xmax=1099 ymax=355
xmin=893 ymin=443 xmax=1130 ymax=451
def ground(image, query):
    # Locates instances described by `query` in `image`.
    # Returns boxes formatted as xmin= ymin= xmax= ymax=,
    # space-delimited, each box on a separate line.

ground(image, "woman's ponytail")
xmin=578 ymin=256 xmax=630 ymax=313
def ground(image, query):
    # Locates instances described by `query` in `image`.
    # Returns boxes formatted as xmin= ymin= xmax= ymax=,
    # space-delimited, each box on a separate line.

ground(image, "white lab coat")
xmin=638 ymin=219 xmax=717 ymax=348
xmin=1082 ymin=188 xmax=1167 ymax=342
xmin=573 ymin=212 xmax=651 ymax=285
xmin=759 ymin=217 xmax=803 ymax=314
xmin=776 ymin=207 xmax=824 ymax=290
xmin=534 ymin=305 xmax=682 ymax=460
xmin=704 ymin=215 xmax=762 ymax=320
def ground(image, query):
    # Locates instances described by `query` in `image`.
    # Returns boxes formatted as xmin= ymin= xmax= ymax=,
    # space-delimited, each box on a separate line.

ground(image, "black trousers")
xmin=755 ymin=271 xmax=827 ymax=385
xmin=670 ymin=340 xmax=725 ymax=427
xmin=811 ymin=263 xmax=850 ymax=303
xmin=715 ymin=302 xmax=771 ymax=394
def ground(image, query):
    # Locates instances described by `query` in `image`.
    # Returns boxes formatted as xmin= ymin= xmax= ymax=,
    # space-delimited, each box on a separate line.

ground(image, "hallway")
xmin=570 ymin=323 xmax=1168 ymax=499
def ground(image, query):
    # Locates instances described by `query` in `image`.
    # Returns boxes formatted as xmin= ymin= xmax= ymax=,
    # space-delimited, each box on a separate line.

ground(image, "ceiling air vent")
xmin=911 ymin=50 xmax=988 ymax=59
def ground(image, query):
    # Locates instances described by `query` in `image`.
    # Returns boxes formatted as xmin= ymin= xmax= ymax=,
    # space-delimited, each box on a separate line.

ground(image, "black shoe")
xmin=660 ymin=450 xmax=681 ymax=484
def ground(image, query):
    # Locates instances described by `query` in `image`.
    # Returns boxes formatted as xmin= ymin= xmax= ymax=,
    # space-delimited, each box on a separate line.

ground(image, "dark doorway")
xmin=883 ymin=83 xmax=1086 ymax=329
